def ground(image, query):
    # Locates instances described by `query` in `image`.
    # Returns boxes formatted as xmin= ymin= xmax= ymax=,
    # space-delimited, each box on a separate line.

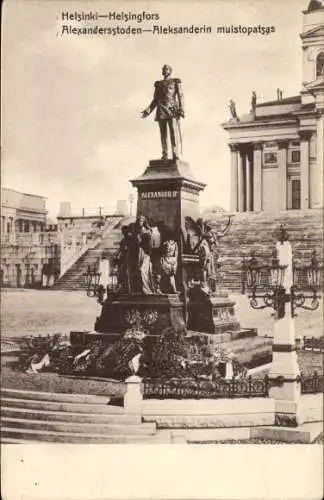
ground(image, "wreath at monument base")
xmin=12 ymin=328 xmax=247 ymax=382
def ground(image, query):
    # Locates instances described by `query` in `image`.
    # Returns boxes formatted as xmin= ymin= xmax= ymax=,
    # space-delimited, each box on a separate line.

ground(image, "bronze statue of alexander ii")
xmin=142 ymin=64 xmax=184 ymax=161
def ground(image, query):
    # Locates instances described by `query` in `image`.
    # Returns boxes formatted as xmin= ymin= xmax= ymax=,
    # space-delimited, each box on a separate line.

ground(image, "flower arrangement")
xmin=125 ymin=309 xmax=142 ymax=328
xmin=142 ymin=309 xmax=159 ymax=326
xmin=124 ymin=328 xmax=146 ymax=341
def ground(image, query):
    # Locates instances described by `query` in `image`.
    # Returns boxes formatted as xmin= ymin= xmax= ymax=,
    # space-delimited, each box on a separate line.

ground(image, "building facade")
xmin=223 ymin=1 xmax=324 ymax=213
xmin=1 ymin=188 xmax=59 ymax=288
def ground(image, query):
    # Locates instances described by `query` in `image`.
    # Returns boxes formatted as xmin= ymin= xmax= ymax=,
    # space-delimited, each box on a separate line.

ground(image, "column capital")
xmin=228 ymin=143 xmax=239 ymax=152
xmin=253 ymin=142 xmax=263 ymax=151
xmin=298 ymin=130 xmax=313 ymax=141
xmin=277 ymin=139 xmax=289 ymax=149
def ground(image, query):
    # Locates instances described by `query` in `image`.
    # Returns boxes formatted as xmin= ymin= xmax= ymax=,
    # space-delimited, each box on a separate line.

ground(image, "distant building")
xmin=223 ymin=1 xmax=324 ymax=212
xmin=1 ymin=188 xmax=59 ymax=288
xmin=1 ymin=188 xmax=47 ymax=236
xmin=56 ymin=201 xmax=126 ymax=279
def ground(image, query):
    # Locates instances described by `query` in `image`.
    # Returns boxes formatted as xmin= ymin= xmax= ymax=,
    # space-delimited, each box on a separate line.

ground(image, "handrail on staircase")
xmin=59 ymin=243 xmax=89 ymax=278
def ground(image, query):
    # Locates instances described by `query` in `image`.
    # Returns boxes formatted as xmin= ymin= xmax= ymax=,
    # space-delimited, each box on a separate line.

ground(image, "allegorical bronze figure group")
xmin=114 ymin=214 xmax=233 ymax=296
xmin=115 ymin=215 xmax=178 ymax=295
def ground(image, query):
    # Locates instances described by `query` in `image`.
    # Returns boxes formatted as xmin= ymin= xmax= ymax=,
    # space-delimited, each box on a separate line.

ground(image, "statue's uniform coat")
xmin=146 ymin=77 xmax=184 ymax=159
xmin=151 ymin=78 xmax=184 ymax=121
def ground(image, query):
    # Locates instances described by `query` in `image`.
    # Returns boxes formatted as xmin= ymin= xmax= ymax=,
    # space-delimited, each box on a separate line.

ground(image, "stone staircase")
xmin=1 ymin=388 xmax=173 ymax=444
xmin=211 ymin=209 xmax=323 ymax=293
xmin=53 ymin=217 xmax=134 ymax=291
xmin=53 ymin=248 xmax=104 ymax=290
xmin=53 ymin=210 xmax=323 ymax=293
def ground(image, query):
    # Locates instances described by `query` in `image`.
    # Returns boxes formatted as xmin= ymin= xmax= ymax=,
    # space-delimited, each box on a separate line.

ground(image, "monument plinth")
xmin=131 ymin=159 xmax=205 ymax=238
xmin=95 ymin=293 xmax=185 ymax=337
xmin=187 ymin=286 xmax=240 ymax=335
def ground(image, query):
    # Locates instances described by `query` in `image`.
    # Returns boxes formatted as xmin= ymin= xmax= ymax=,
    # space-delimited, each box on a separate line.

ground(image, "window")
xmin=316 ymin=52 xmax=324 ymax=78
xmin=291 ymin=150 xmax=300 ymax=163
xmin=264 ymin=152 xmax=277 ymax=164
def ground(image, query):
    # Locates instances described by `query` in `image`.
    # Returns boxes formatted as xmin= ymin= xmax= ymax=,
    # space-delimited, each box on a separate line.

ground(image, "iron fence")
xmin=302 ymin=336 xmax=324 ymax=352
xmin=300 ymin=372 xmax=324 ymax=394
xmin=143 ymin=375 xmax=270 ymax=400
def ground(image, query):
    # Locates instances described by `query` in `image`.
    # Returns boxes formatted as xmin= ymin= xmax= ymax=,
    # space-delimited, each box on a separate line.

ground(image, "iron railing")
xmin=302 ymin=336 xmax=324 ymax=352
xmin=143 ymin=375 xmax=270 ymax=400
xmin=300 ymin=372 xmax=324 ymax=394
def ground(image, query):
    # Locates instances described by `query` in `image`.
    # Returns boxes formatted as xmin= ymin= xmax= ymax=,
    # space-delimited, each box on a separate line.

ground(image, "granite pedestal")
xmin=187 ymin=286 xmax=241 ymax=335
xmin=95 ymin=293 xmax=186 ymax=336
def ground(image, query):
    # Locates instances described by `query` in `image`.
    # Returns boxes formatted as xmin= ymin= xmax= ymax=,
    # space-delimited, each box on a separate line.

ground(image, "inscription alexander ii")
xmin=140 ymin=190 xmax=178 ymax=199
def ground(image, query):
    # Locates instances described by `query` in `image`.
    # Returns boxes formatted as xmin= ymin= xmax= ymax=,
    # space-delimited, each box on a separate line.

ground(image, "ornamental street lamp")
xmin=84 ymin=253 xmax=119 ymax=304
xmin=84 ymin=265 xmax=104 ymax=302
xmin=242 ymin=226 xmax=322 ymax=319
xmin=241 ymin=224 xmax=323 ymax=426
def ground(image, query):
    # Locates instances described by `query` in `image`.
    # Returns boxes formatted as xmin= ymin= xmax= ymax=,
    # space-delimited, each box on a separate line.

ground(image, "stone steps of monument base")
xmin=1 ymin=417 xmax=157 ymax=436
xmin=1 ymin=407 xmax=140 ymax=424
xmin=1 ymin=397 xmax=125 ymax=414
xmin=1 ymin=388 xmax=174 ymax=443
xmin=1 ymin=437 xmax=42 ymax=444
xmin=1 ymin=427 xmax=172 ymax=444
xmin=1 ymin=388 xmax=112 ymax=404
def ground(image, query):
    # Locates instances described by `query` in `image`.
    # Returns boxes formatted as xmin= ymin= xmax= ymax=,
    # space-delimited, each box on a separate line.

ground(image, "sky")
xmin=2 ymin=0 xmax=307 ymax=219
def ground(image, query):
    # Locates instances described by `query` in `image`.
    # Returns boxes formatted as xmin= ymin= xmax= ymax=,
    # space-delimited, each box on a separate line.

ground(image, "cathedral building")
xmin=223 ymin=1 xmax=324 ymax=213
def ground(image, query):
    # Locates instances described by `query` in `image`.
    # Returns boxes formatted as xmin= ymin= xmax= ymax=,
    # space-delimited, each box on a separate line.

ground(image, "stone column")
xmin=9 ymin=217 xmax=15 ymax=244
xmin=124 ymin=375 xmax=143 ymax=415
xmin=229 ymin=144 xmax=239 ymax=212
xmin=277 ymin=140 xmax=288 ymax=211
xmin=269 ymin=240 xmax=302 ymax=426
xmin=311 ymin=114 xmax=323 ymax=208
xmin=253 ymin=142 xmax=262 ymax=211
xmin=246 ymin=150 xmax=253 ymax=211
xmin=299 ymin=131 xmax=312 ymax=210
xmin=99 ymin=259 xmax=110 ymax=288
xmin=238 ymin=149 xmax=245 ymax=212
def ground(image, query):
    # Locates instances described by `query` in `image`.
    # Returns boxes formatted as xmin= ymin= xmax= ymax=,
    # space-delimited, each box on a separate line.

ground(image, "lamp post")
xmin=242 ymin=226 xmax=321 ymax=318
xmin=84 ymin=265 xmax=105 ymax=303
xmin=242 ymin=225 xmax=322 ymax=426
xmin=84 ymin=252 xmax=118 ymax=306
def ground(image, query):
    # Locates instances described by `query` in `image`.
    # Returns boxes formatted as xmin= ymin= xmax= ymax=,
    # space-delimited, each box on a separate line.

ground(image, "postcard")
xmin=1 ymin=0 xmax=323 ymax=499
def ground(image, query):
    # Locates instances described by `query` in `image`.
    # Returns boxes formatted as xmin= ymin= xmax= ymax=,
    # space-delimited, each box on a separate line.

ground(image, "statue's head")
xmin=162 ymin=64 xmax=172 ymax=78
